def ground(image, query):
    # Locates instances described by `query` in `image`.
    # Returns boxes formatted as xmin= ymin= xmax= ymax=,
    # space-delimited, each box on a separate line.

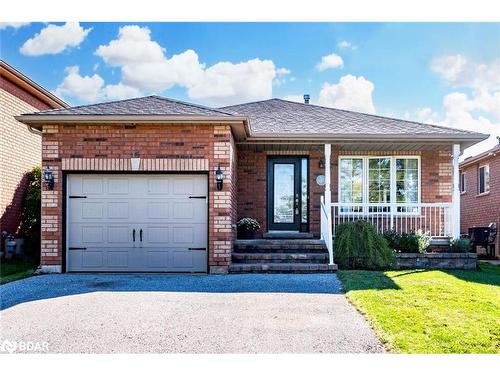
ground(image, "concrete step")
xmin=228 ymin=263 xmax=337 ymax=274
xmin=234 ymin=239 xmax=327 ymax=253
xmin=262 ymin=231 xmax=315 ymax=239
xmin=232 ymin=252 xmax=329 ymax=263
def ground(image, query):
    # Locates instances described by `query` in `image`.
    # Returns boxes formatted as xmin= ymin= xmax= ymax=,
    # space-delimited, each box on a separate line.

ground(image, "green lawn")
xmin=0 ymin=259 xmax=36 ymax=284
xmin=338 ymin=263 xmax=500 ymax=353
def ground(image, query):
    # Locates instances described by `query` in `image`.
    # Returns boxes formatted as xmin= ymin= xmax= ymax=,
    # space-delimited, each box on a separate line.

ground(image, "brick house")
xmin=459 ymin=142 xmax=500 ymax=258
xmin=16 ymin=95 xmax=488 ymax=273
xmin=0 ymin=60 xmax=67 ymax=236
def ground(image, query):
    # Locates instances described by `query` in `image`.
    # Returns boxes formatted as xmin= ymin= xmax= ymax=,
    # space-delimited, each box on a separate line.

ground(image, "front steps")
xmin=229 ymin=239 xmax=337 ymax=273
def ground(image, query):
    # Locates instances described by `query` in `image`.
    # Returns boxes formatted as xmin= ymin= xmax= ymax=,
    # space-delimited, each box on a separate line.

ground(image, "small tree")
xmin=18 ymin=167 xmax=41 ymax=263
xmin=335 ymin=221 xmax=395 ymax=270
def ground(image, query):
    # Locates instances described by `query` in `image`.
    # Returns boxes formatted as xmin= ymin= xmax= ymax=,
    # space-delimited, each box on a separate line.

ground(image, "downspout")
xmin=26 ymin=124 xmax=42 ymax=135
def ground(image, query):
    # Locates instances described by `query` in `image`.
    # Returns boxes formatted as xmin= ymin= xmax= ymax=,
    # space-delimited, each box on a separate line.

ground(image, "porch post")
xmin=324 ymin=144 xmax=331 ymax=207
xmin=324 ymin=144 xmax=334 ymax=265
xmin=452 ymin=143 xmax=461 ymax=239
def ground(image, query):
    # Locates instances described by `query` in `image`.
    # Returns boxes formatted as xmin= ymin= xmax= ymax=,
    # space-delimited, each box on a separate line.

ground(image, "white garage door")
xmin=66 ymin=174 xmax=208 ymax=272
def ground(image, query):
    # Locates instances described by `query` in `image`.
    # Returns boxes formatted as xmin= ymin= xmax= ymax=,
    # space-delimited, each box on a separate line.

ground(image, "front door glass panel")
xmin=273 ymin=164 xmax=295 ymax=223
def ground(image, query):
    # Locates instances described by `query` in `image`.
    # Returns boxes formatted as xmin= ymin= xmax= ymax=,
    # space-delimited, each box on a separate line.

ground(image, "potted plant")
xmin=237 ymin=218 xmax=261 ymax=239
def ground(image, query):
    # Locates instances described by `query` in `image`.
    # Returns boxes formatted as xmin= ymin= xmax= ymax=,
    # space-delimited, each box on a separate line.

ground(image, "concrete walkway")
xmin=0 ymin=274 xmax=384 ymax=353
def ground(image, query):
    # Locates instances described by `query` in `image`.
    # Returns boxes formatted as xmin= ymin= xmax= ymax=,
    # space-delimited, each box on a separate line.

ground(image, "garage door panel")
xmin=146 ymin=251 xmax=169 ymax=268
xmin=145 ymin=226 xmax=170 ymax=243
xmin=108 ymin=178 xmax=129 ymax=194
xmin=107 ymin=201 xmax=130 ymax=219
xmin=147 ymin=178 xmax=170 ymax=194
xmin=67 ymin=174 xmax=208 ymax=272
xmin=107 ymin=250 xmax=129 ymax=268
xmin=82 ymin=177 xmax=104 ymax=195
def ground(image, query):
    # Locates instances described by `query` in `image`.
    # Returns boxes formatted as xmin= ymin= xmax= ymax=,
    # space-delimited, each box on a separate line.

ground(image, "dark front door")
xmin=267 ymin=157 xmax=309 ymax=231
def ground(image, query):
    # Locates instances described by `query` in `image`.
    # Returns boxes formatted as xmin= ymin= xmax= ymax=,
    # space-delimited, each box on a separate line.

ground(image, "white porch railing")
xmin=320 ymin=201 xmax=453 ymax=264
xmin=320 ymin=196 xmax=334 ymax=265
xmin=331 ymin=202 xmax=453 ymax=238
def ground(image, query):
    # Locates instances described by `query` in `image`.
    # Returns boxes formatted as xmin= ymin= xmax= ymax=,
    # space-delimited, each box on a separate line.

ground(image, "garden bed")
xmin=395 ymin=252 xmax=477 ymax=269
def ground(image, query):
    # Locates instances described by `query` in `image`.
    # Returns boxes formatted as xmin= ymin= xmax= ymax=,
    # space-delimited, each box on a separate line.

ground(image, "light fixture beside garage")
xmin=215 ymin=165 xmax=224 ymax=191
xmin=43 ymin=166 xmax=54 ymax=190
xmin=131 ymin=151 xmax=141 ymax=171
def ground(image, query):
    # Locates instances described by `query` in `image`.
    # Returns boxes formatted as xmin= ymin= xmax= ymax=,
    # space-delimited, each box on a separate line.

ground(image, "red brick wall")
xmin=237 ymin=147 xmax=453 ymax=237
xmin=460 ymin=153 xmax=500 ymax=258
xmin=40 ymin=123 xmax=237 ymax=272
xmin=0 ymin=80 xmax=52 ymax=234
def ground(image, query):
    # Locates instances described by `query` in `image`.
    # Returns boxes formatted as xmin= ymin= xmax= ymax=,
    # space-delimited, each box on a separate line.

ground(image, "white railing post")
xmin=452 ymin=144 xmax=461 ymax=239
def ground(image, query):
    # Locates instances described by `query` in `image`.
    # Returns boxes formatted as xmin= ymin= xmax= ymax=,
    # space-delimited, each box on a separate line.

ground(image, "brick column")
xmin=40 ymin=125 xmax=63 ymax=272
xmin=208 ymin=125 xmax=237 ymax=274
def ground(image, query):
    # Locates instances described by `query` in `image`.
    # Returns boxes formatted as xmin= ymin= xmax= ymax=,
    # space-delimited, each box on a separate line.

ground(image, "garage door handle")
xmin=189 ymin=247 xmax=206 ymax=251
xmin=68 ymin=247 xmax=86 ymax=250
xmin=69 ymin=195 xmax=87 ymax=199
xmin=139 ymin=229 xmax=143 ymax=242
xmin=189 ymin=196 xmax=207 ymax=199
xmin=132 ymin=229 xmax=136 ymax=242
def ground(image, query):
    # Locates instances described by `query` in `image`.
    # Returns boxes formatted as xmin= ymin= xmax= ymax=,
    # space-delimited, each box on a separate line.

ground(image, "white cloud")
xmin=283 ymin=94 xmax=305 ymax=103
xmin=414 ymin=107 xmax=440 ymax=123
xmin=0 ymin=22 xmax=30 ymax=30
xmin=430 ymin=55 xmax=500 ymax=157
xmin=20 ymin=22 xmax=92 ymax=56
xmin=91 ymin=25 xmax=289 ymax=106
xmin=54 ymin=66 xmax=104 ymax=102
xmin=439 ymin=92 xmax=500 ymax=159
xmin=189 ymin=58 xmax=281 ymax=105
xmin=317 ymin=74 xmax=375 ymax=113
xmin=316 ymin=53 xmax=344 ymax=71
xmin=431 ymin=54 xmax=500 ymax=92
xmin=337 ymin=40 xmax=357 ymax=50
xmin=95 ymin=25 xmax=165 ymax=67
xmin=54 ymin=66 xmax=141 ymax=102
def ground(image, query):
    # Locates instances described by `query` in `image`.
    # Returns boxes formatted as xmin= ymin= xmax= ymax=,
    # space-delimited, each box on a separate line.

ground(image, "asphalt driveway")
xmin=0 ymin=274 xmax=384 ymax=353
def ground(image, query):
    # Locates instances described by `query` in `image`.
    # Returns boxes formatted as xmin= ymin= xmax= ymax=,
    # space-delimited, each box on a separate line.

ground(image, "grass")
xmin=338 ymin=263 xmax=500 ymax=353
xmin=0 ymin=259 xmax=36 ymax=284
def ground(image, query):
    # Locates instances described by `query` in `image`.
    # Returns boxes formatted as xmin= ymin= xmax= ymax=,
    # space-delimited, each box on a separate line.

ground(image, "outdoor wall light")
xmin=215 ymin=165 xmax=224 ymax=191
xmin=319 ymin=159 xmax=325 ymax=168
xmin=43 ymin=166 xmax=55 ymax=190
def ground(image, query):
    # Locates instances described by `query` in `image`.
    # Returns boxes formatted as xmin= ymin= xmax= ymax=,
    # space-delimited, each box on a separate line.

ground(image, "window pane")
xmin=340 ymin=158 xmax=363 ymax=212
xmin=368 ymin=158 xmax=391 ymax=204
xmin=301 ymin=158 xmax=308 ymax=224
xmin=395 ymin=158 xmax=419 ymax=203
xmin=479 ymin=165 xmax=489 ymax=193
xmin=485 ymin=165 xmax=490 ymax=192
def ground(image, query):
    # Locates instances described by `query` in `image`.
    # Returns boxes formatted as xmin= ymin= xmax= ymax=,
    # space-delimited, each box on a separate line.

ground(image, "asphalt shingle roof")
xmin=31 ymin=95 xmax=233 ymax=117
xmin=26 ymin=95 xmax=483 ymax=138
xmin=220 ymin=98 xmax=479 ymax=136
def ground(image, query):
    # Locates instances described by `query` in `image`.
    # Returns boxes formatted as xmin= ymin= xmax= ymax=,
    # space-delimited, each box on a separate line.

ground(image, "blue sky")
xmin=1 ymin=22 xmax=499 ymax=155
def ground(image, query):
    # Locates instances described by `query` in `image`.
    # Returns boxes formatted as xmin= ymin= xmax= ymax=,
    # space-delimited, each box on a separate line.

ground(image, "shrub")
xmin=17 ymin=167 xmax=41 ymax=263
xmin=236 ymin=218 xmax=261 ymax=232
xmin=383 ymin=229 xmax=430 ymax=253
xmin=334 ymin=221 xmax=395 ymax=270
xmin=450 ymin=238 xmax=471 ymax=253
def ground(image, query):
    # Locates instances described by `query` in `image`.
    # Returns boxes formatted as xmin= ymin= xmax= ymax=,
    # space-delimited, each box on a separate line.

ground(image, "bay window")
xmin=339 ymin=156 xmax=420 ymax=213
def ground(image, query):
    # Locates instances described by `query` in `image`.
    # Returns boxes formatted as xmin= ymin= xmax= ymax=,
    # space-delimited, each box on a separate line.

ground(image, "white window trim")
xmin=338 ymin=155 xmax=421 ymax=215
xmin=478 ymin=164 xmax=490 ymax=194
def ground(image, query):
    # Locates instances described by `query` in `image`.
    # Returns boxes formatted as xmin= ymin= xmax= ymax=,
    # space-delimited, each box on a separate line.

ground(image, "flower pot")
xmin=238 ymin=229 xmax=255 ymax=239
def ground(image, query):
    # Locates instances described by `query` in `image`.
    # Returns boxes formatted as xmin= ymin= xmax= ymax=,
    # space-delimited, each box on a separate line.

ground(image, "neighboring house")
xmin=16 ymin=96 xmax=488 ymax=274
xmin=0 ymin=60 xmax=67 ymax=235
xmin=460 ymin=142 xmax=500 ymax=258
